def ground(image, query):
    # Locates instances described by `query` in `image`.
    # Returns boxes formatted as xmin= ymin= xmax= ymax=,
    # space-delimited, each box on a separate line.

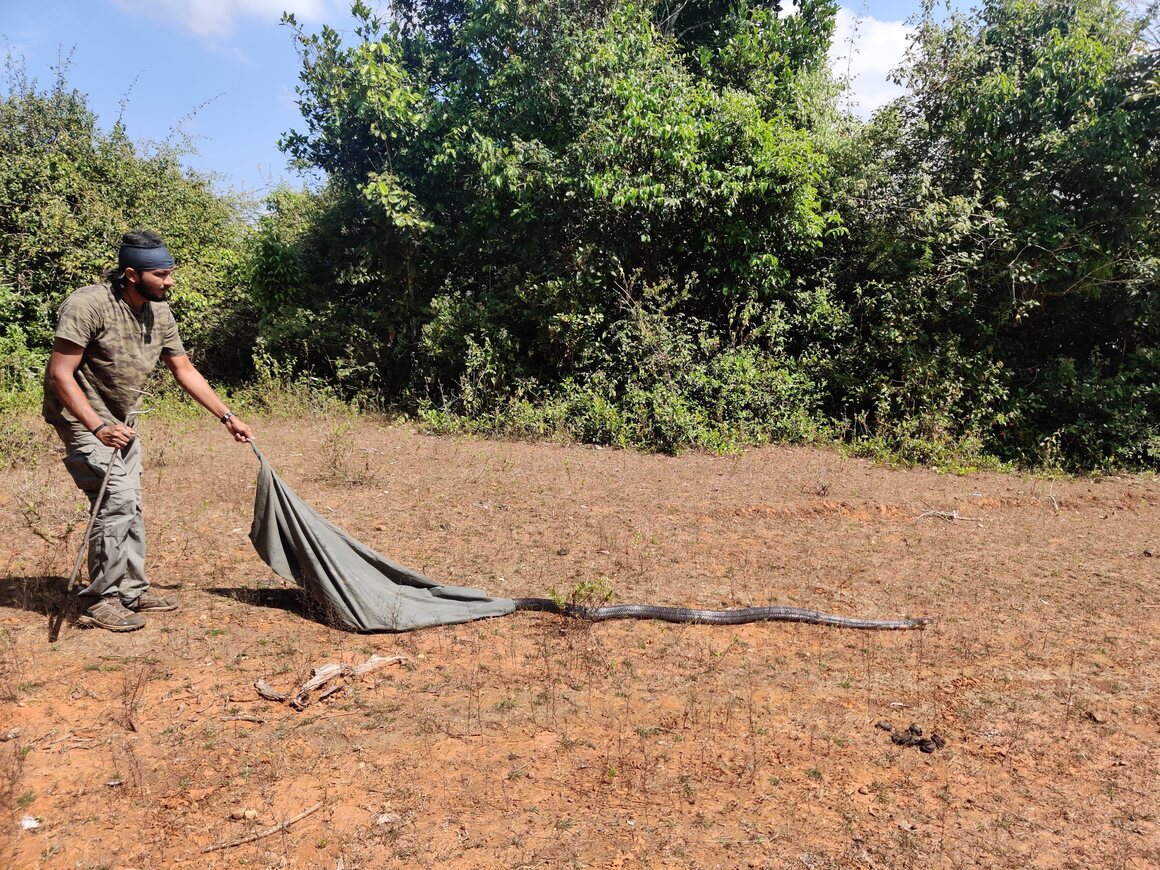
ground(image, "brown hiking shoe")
xmin=126 ymin=591 xmax=179 ymax=613
xmin=78 ymin=595 xmax=146 ymax=632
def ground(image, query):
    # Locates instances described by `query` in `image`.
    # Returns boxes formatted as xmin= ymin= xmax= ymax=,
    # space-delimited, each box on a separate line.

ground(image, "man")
xmin=43 ymin=229 xmax=254 ymax=632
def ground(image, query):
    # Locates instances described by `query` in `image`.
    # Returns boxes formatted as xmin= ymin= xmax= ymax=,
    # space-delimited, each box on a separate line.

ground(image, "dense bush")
xmin=827 ymin=0 xmax=1159 ymax=469
xmin=257 ymin=0 xmax=843 ymax=448
xmin=249 ymin=0 xmax=1158 ymax=468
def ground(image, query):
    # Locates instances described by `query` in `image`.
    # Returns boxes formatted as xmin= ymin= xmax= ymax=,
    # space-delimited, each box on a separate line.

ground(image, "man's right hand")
xmin=94 ymin=423 xmax=136 ymax=450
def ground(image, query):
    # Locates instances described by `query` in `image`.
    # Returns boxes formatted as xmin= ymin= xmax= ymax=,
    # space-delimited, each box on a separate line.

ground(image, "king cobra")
xmin=514 ymin=599 xmax=931 ymax=630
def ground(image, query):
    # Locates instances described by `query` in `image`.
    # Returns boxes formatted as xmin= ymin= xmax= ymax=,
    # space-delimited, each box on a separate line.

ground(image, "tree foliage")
xmin=0 ymin=56 xmax=252 ymax=389
xmin=3 ymin=1 xmax=1156 ymax=471
xmin=261 ymin=0 xmax=840 ymax=448
xmin=829 ymin=0 xmax=1159 ymax=468
xmin=257 ymin=0 xmax=1158 ymax=467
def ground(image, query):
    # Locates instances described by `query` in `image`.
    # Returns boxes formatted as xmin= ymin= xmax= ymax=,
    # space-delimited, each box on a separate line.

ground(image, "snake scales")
xmin=514 ymin=599 xmax=931 ymax=630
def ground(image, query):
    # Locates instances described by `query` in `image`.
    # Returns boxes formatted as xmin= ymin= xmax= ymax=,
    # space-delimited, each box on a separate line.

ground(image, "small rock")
xmin=1 ymin=728 xmax=21 ymax=742
xmin=1144 ymin=549 xmax=1153 ymax=557
xmin=857 ymin=785 xmax=870 ymax=795
xmin=21 ymin=816 xmax=40 ymax=831
xmin=376 ymin=812 xmax=402 ymax=826
xmin=874 ymin=721 xmax=893 ymax=732
xmin=105 ymin=778 xmax=124 ymax=788
xmin=1085 ymin=710 xmax=1107 ymax=724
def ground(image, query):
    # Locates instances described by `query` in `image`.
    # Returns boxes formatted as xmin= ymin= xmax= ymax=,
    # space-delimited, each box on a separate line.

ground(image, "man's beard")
xmin=138 ymin=285 xmax=168 ymax=302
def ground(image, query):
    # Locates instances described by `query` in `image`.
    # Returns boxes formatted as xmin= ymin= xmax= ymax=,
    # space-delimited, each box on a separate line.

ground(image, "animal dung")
xmin=877 ymin=721 xmax=947 ymax=753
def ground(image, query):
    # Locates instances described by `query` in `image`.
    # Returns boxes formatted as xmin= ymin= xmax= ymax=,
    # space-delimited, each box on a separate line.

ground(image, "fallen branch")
xmin=260 ymin=654 xmax=409 ymax=711
xmin=352 ymin=654 xmax=407 ymax=678
xmin=202 ymin=802 xmax=323 ymax=853
xmin=915 ymin=509 xmax=983 ymax=525
xmin=255 ymin=679 xmax=286 ymax=702
xmin=291 ymin=663 xmax=345 ymax=710
xmin=300 ymin=663 xmax=344 ymax=694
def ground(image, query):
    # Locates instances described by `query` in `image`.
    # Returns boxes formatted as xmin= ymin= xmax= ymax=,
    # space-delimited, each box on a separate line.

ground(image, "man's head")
xmin=114 ymin=229 xmax=176 ymax=303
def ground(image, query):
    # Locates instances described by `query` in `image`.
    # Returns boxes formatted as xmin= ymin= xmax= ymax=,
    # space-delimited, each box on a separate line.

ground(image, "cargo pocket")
xmin=63 ymin=445 xmax=115 ymax=496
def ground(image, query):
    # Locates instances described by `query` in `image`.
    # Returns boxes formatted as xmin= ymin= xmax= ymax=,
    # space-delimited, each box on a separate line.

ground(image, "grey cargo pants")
xmin=60 ymin=431 xmax=149 ymax=603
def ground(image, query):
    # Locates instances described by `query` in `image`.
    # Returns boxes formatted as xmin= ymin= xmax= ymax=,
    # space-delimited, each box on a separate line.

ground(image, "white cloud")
xmin=829 ymin=6 xmax=915 ymax=118
xmin=111 ymin=0 xmax=355 ymax=42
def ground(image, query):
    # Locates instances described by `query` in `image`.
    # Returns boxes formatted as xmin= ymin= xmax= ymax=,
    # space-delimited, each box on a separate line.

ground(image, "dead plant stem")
xmin=202 ymin=801 xmax=323 ymax=853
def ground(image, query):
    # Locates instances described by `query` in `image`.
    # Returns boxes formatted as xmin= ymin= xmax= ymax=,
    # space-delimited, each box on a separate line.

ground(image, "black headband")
xmin=119 ymin=243 xmax=175 ymax=271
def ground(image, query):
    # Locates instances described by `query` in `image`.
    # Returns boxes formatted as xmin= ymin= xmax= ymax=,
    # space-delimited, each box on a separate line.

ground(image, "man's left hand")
xmin=225 ymin=416 xmax=254 ymax=443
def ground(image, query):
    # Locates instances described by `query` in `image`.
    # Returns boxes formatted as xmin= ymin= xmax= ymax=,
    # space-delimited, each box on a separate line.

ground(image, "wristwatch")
xmin=220 ymin=411 xmax=235 ymax=424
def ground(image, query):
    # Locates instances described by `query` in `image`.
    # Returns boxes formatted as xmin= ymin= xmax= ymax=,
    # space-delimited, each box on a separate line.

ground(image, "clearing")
xmin=1 ymin=415 xmax=1158 ymax=868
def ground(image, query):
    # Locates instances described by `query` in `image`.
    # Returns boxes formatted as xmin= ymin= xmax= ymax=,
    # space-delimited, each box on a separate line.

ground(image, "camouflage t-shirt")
xmin=42 ymin=283 xmax=186 ymax=433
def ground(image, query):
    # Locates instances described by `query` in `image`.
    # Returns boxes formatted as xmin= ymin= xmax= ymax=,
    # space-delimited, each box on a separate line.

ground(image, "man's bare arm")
xmin=163 ymin=353 xmax=254 ymax=442
xmin=45 ymin=338 xmax=136 ymax=449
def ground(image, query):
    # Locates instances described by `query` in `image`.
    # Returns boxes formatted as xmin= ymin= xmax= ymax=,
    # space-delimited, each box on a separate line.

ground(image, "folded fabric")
xmin=248 ymin=446 xmax=515 ymax=631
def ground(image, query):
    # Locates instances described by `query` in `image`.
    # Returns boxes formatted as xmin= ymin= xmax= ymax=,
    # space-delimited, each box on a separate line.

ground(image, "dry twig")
xmin=202 ymin=802 xmax=323 ymax=853
xmin=915 ymin=509 xmax=983 ymax=525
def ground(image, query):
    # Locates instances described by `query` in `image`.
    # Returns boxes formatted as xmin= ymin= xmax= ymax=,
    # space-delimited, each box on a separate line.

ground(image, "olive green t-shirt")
xmin=42 ymin=283 xmax=186 ymax=435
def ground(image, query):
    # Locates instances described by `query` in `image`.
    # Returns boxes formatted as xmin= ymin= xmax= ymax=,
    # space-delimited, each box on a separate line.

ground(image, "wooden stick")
xmin=351 ymin=654 xmax=407 ymax=678
xmin=202 ymin=802 xmax=323 ymax=853
xmin=915 ymin=509 xmax=983 ymax=524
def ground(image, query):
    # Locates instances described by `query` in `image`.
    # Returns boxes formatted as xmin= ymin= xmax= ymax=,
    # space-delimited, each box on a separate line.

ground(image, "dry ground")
xmin=1 ymin=414 xmax=1158 ymax=868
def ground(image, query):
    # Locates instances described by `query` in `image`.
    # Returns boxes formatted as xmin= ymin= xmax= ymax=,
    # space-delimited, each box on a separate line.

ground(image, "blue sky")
xmin=1 ymin=1 xmax=959 ymax=196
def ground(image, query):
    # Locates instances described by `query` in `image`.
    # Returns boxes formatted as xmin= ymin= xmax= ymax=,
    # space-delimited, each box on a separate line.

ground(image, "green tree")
xmin=830 ymin=0 xmax=1159 ymax=468
xmin=271 ymin=0 xmax=841 ymax=449
xmin=0 ymin=56 xmax=252 ymax=388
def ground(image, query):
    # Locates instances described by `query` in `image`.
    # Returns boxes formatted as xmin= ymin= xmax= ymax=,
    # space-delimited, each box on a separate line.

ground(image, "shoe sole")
xmin=77 ymin=614 xmax=145 ymax=632
xmin=131 ymin=604 xmax=179 ymax=613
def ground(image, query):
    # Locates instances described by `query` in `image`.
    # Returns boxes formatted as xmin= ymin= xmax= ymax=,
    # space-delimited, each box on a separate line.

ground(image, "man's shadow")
xmin=206 ymin=584 xmax=331 ymax=621
xmin=206 ymin=585 xmax=352 ymax=629
xmin=0 ymin=575 xmax=82 ymax=642
xmin=1 ymin=575 xmax=329 ymax=639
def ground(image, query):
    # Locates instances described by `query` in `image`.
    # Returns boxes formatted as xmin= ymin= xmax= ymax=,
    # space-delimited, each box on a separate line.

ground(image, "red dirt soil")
xmin=2 ymin=415 xmax=1158 ymax=868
